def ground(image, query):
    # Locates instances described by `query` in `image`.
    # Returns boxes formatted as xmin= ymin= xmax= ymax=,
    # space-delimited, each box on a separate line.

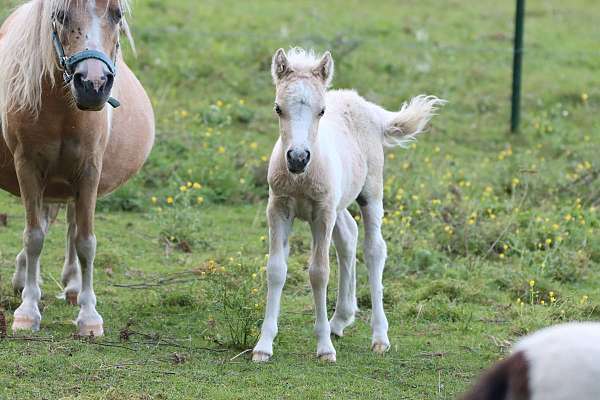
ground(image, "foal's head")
xmin=271 ymin=48 xmax=334 ymax=174
xmin=51 ymin=0 xmax=128 ymax=110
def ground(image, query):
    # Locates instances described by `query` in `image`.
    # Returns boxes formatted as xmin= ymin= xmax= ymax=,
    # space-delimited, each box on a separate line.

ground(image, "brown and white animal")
xmin=252 ymin=47 xmax=444 ymax=362
xmin=461 ymin=322 xmax=600 ymax=400
xmin=0 ymin=0 xmax=154 ymax=336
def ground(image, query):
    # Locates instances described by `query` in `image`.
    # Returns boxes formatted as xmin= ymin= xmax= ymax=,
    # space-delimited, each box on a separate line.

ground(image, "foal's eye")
xmin=274 ymin=104 xmax=282 ymax=116
xmin=318 ymin=108 xmax=326 ymax=117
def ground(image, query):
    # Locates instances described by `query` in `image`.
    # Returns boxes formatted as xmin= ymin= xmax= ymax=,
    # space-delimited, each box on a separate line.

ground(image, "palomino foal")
xmin=253 ymin=48 xmax=444 ymax=362
xmin=0 ymin=0 xmax=154 ymax=336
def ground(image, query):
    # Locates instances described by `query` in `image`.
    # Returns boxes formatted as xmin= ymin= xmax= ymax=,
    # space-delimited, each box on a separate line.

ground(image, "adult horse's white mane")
xmin=0 ymin=0 xmax=132 ymax=130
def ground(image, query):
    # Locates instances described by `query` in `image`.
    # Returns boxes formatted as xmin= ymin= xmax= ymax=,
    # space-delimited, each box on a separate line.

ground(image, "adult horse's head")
xmin=51 ymin=0 xmax=130 ymax=111
xmin=271 ymin=48 xmax=334 ymax=175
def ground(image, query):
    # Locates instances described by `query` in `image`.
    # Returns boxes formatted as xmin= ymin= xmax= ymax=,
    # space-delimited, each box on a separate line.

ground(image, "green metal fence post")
xmin=511 ymin=0 xmax=525 ymax=133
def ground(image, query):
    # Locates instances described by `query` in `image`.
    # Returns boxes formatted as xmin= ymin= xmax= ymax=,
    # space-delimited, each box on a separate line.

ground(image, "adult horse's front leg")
xmin=253 ymin=199 xmax=293 ymax=362
xmin=309 ymin=209 xmax=337 ymax=362
xmin=73 ymin=162 xmax=103 ymax=336
xmin=12 ymin=159 xmax=47 ymax=332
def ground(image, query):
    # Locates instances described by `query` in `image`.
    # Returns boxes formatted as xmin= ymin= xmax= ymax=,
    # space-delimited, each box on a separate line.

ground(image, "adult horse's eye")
xmin=110 ymin=8 xmax=123 ymax=24
xmin=53 ymin=10 xmax=69 ymax=25
xmin=318 ymin=107 xmax=326 ymax=117
xmin=274 ymin=104 xmax=282 ymax=116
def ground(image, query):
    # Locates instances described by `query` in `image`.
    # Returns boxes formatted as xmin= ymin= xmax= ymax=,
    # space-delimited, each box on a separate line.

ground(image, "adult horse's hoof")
xmin=77 ymin=322 xmax=104 ymax=337
xmin=371 ymin=340 xmax=390 ymax=354
xmin=76 ymin=309 xmax=104 ymax=337
xmin=252 ymin=351 xmax=271 ymax=362
xmin=318 ymin=352 xmax=337 ymax=363
xmin=65 ymin=291 xmax=78 ymax=306
xmin=12 ymin=313 xmax=41 ymax=332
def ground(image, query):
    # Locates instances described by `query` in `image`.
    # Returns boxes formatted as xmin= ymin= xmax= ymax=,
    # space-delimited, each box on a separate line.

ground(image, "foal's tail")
xmin=382 ymin=95 xmax=446 ymax=148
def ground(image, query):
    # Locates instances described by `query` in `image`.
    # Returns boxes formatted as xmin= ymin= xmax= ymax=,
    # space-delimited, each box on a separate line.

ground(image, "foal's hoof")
xmin=12 ymin=314 xmax=40 ymax=332
xmin=330 ymin=315 xmax=355 ymax=337
xmin=371 ymin=341 xmax=390 ymax=354
xmin=318 ymin=352 xmax=337 ymax=363
xmin=252 ymin=351 xmax=271 ymax=363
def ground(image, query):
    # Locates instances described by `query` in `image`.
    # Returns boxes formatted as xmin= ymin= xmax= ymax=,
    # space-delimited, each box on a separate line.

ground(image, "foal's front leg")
xmin=253 ymin=200 xmax=293 ymax=362
xmin=309 ymin=209 xmax=337 ymax=362
xmin=73 ymin=162 xmax=103 ymax=336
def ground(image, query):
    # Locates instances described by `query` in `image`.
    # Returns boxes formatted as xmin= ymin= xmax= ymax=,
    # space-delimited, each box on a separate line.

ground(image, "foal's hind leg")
xmin=330 ymin=209 xmax=359 ymax=337
xmin=360 ymin=199 xmax=390 ymax=353
xmin=61 ymin=202 xmax=80 ymax=305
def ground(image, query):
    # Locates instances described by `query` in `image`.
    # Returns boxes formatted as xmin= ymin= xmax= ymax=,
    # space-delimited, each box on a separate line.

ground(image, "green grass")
xmin=1 ymin=0 xmax=600 ymax=398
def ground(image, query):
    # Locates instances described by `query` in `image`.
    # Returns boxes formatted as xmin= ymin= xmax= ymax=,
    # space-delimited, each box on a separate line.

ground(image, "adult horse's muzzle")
xmin=72 ymin=59 xmax=114 ymax=111
xmin=51 ymin=20 xmax=121 ymax=111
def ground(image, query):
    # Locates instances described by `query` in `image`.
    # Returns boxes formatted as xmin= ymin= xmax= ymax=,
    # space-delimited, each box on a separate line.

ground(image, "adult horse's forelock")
xmin=0 ymin=0 xmax=133 ymax=131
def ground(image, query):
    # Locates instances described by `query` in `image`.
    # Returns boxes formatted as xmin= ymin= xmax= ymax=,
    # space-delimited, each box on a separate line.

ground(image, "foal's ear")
xmin=271 ymin=48 xmax=290 ymax=84
xmin=313 ymin=51 xmax=334 ymax=87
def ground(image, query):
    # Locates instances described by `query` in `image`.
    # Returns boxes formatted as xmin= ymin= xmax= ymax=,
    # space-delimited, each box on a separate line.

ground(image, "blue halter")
xmin=51 ymin=20 xmax=120 ymax=108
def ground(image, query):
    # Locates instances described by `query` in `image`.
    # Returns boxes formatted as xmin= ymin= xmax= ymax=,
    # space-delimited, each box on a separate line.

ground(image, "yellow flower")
xmin=179 ymin=110 xmax=189 ymax=118
xmin=216 ymin=100 xmax=224 ymax=107
xmin=196 ymin=196 xmax=204 ymax=204
xmin=545 ymin=238 xmax=552 ymax=245
xmin=261 ymin=155 xmax=268 ymax=162
xmin=388 ymin=153 xmax=396 ymax=160
xmin=187 ymin=181 xmax=193 ymax=188
xmin=529 ymin=280 xmax=535 ymax=288
xmin=217 ymin=146 xmax=225 ymax=154
xmin=260 ymin=235 xmax=266 ymax=242
xmin=180 ymin=185 xmax=188 ymax=192
xmin=564 ymin=214 xmax=572 ymax=222
xmin=581 ymin=93 xmax=588 ymax=102
xmin=166 ymin=196 xmax=174 ymax=204
xmin=239 ymin=99 xmax=246 ymax=105
xmin=151 ymin=196 xmax=157 ymax=204
xmin=193 ymin=182 xmax=202 ymax=189
xmin=250 ymin=142 xmax=258 ymax=150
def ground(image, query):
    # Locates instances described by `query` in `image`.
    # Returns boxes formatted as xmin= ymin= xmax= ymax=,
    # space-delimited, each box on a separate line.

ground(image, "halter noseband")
xmin=51 ymin=20 xmax=121 ymax=108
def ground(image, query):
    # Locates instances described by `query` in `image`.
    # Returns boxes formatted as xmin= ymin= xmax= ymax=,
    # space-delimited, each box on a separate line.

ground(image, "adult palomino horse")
xmin=0 ymin=0 xmax=154 ymax=336
xmin=253 ymin=48 xmax=444 ymax=362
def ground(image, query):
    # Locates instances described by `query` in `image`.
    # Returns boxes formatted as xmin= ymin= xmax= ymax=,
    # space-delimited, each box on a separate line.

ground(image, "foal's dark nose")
xmin=286 ymin=148 xmax=311 ymax=174
xmin=72 ymin=59 xmax=114 ymax=111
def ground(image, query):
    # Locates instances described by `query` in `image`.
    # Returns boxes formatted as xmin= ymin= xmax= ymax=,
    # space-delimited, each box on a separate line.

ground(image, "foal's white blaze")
xmin=287 ymin=82 xmax=315 ymax=152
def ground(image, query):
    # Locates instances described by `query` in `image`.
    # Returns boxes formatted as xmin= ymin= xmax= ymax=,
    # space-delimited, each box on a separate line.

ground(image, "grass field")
xmin=1 ymin=0 xmax=599 ymax=398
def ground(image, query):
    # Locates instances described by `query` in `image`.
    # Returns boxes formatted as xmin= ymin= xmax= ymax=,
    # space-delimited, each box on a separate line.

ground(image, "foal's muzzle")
xmin=72 ymin=60 xmax=115 ymax=111
xmin=286 ymin=148 xmax=311 ymax=174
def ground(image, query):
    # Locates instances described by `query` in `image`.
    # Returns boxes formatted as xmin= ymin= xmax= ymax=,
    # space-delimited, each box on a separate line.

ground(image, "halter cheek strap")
xmin=51 ymin=21 xmax=120 ymax=109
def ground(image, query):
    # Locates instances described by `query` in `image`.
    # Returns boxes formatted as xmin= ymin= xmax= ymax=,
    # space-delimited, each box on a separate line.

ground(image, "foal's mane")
xmin=285 ymin=48 xmax=322 ymax=73
xmin=0 ymin=0 xmax=132 ymax=131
